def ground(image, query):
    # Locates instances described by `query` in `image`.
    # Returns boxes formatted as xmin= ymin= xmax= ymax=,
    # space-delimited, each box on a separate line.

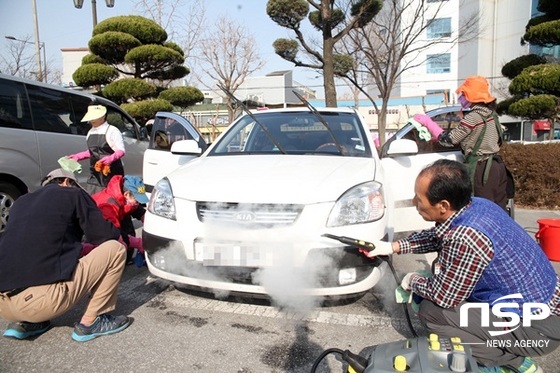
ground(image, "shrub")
xmin=500 ymin=143 xmax=560 ymax=209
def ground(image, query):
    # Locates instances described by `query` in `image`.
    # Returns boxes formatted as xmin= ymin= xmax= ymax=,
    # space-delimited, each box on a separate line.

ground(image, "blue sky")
xmin=0 ymin=0 xmax=327 ymax=96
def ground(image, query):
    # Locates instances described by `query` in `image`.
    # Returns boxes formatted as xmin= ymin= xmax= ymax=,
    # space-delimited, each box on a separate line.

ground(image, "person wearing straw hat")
xmin=67 ymin=104 xmax=126 ymax=193
xmin=0 ymin=168 xmax=131 ymax=342
xmin=413 ymin=76 xmax=510 ymax=211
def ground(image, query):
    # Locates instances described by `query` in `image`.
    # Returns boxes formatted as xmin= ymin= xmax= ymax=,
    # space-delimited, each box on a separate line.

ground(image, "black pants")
xmin=473 ymin=156 xmax=508 ymax=211
xmin=418 ymin=299 xmax=560 ymax=368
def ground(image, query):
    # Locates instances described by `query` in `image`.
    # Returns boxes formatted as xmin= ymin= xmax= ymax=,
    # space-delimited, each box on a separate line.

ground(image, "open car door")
xmin=143 ymin=112 xmax=208 ymax=195
xmin=380 ymin=107 xmax=464 ymax=239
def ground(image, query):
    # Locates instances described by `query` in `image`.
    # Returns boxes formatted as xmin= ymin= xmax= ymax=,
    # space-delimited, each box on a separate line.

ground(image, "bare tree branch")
xmin=197 ymin=16 xmax=266 ymax=122
xmin=339 ymin=0 xmax=480 ymax=145
xmin=134 ymin=0 xmax=185 ymax=39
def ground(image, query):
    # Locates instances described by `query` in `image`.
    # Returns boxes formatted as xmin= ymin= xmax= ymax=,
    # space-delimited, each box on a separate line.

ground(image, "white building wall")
xmin=397 ymin=0 xmax=530 ymax=103
xmin=399 ymin=0 xmax=460 ymax=99
xmin=235 ymin=71 xmax=304 ymax=105
xmin=61 ymin=48 xmax=89 ymax=87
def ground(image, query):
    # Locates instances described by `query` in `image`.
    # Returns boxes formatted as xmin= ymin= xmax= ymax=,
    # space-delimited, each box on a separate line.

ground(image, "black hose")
xmin=382 ymin=255 xmax=419 ymax=338
xmin=310 ymin=348 xmax=344 ymax=373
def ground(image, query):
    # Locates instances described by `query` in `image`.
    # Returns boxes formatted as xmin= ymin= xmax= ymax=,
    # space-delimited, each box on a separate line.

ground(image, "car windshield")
xmin=209 ymin=111 xmax=371 ymax=157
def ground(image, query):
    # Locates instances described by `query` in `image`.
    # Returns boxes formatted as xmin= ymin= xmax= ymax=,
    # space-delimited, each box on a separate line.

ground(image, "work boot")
xmin=71 ymin=314 xmax=130 ymax=342
xmin=3 ymin=321 xmax=51 ymax=339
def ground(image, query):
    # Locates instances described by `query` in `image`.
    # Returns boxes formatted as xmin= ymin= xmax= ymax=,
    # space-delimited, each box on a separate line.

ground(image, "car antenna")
xmin=292 ymin=90 xmax=344 ymax=155
xmin=217 ymin=84 xmax=286 ymax=154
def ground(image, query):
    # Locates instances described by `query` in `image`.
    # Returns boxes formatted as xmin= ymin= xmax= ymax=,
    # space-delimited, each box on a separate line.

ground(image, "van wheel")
xmin=0 ymin=182 xmax=21 ymax=233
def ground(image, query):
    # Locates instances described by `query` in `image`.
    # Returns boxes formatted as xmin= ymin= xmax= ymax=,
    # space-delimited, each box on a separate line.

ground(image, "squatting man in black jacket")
xmin=0 ymin=168 xmax=130 ymax=342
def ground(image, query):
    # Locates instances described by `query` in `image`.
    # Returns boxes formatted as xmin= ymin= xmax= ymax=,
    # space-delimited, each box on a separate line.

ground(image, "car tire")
xmin=0 ymin=181 xmax=21 ymax=233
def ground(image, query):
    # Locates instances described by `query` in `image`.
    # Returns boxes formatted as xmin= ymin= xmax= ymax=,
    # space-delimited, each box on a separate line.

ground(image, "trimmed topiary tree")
xmin=499 ymin=0 xmax=560 ymax=134
xmin=158 ymin=86 xmax=204 ymax=113
xmin=72 ymin=15 xmax=199 ymax=123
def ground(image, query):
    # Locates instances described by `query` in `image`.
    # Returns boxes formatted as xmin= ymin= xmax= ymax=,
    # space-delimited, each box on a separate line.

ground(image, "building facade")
xmin=375 ymin=0 xmax=531 ymax=104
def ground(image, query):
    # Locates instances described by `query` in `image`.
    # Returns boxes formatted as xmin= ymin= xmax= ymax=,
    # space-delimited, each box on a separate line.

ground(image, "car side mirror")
xmin=386 ymin=139 xmax=418 ymax=156
xmin=170 ymin=139 xmax=202 ymax=155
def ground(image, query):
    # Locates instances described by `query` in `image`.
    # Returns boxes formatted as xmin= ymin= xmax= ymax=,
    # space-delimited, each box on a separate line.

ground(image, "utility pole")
xmin=31 ymin=0 xmax=44 ymax=81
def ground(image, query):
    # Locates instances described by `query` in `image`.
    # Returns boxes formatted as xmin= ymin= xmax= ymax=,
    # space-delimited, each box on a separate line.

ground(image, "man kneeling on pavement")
xmin=0 ymin=168 xmax=130 ymax=342
xmin=362 ymin=159 xmax=560 ymax=373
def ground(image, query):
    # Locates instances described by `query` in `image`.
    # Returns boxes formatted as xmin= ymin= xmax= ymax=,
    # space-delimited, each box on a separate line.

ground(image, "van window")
xmin=26 ymin=84 xmax=75 ymax=134
xmin=65 ymin=94 xmax=94 ymax=136
xmin=0 ymin=79 xmax=32 ymax=130
xmin=104 ymin=107 xmax=138 ymax=139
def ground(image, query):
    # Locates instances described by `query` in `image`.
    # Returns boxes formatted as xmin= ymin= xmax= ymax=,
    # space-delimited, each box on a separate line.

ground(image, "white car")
xmin=142 ymin=106 xmax=464 ymax=298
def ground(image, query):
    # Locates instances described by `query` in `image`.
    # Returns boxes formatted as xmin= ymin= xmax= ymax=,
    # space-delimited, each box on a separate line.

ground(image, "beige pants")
xmin=0 ymin=240 xmax=126 ymax=323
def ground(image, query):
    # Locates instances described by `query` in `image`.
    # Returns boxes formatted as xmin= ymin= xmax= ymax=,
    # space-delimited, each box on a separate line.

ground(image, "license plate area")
xmin=194 ymin=240 xmax=275 ymax=267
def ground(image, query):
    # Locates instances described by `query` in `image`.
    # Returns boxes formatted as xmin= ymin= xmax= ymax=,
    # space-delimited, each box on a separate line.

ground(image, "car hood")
xmin=167 ymin=155 xmax=376 ymax=204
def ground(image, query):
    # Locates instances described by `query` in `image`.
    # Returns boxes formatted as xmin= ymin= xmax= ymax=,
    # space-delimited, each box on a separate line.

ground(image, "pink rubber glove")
xmin=413 ymin=114 xmax=443 ymax=139
xmin=127 ymin=235 xmax=143 ymax=254
xmin=99 ymin=149 xmax=125 ymax=166
xmin=68 ymin=150 xmax=90 ymax=161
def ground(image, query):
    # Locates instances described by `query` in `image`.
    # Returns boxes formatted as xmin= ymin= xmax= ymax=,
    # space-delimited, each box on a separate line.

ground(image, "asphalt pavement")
xmin=0 ymin=207 xmax=559 ymax=372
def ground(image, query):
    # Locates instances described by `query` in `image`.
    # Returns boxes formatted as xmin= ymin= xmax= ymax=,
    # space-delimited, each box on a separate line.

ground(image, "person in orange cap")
xmin=413 ymin=76 xmax=510 ymax=211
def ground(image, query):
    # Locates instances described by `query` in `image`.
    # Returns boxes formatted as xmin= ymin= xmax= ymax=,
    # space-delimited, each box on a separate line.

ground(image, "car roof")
xmin=0 ymin=73 xmax=118 ymax=108
xmin=249 ymin=106 xmax=358 ymax=114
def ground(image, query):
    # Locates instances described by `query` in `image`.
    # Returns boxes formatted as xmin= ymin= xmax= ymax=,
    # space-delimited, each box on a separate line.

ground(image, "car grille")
xmin=196 ymin=202 xmax=303 ymax=227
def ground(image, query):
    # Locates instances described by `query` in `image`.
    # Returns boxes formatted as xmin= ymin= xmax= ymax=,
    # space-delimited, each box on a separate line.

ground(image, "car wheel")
xmin=0 ymin=182 xmax=21 ymax=233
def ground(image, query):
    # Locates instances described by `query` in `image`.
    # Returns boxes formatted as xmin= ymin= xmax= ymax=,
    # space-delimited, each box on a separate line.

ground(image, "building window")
xmin=427 ymin=54 xmax=451 ymax=74
xmin=427 ymin=18 xmax=451 ymax=38
xmin=427 ymin=89 xmax=450 ymax=102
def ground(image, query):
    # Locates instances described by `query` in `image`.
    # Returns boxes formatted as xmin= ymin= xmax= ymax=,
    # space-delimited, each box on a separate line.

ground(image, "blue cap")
xmin=123 ymin=175 xmax=149 ymax=204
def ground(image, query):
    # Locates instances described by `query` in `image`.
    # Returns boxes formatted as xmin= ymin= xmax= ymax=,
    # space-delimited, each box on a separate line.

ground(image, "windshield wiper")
xmin=292 ymin=90 xmax=344 ymax=155
xmin=217 ymin=84 xmax=286 ymax=154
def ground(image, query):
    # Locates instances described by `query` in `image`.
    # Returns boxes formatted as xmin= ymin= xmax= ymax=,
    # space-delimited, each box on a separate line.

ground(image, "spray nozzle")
xmin=342 ymin=349 xmax=368 ymax=373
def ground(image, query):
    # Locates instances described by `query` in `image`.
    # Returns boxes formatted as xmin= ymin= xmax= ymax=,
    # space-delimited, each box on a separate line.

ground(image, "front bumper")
xmin=143 ymin=230 xmax=386 ymax=297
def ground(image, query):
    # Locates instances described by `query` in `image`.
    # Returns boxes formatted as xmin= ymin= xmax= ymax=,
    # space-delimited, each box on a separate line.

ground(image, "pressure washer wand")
xmin=321 ymin=233 xmax=376 ymax=252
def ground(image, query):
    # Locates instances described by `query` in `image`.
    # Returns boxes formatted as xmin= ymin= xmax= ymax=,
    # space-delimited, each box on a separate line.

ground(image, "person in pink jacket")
xmin=67 ymin=105 xmax=126 ymax=193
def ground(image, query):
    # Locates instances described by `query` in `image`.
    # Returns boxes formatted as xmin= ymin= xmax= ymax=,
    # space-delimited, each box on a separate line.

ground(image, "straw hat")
xmin=81 ymin=105 xmax=107 ymax=122
xmin=455 ymin=76 xmax=495 ymax=104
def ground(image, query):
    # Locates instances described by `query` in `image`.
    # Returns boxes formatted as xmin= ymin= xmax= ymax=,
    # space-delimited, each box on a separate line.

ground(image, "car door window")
xmin=400 ymin=111 xmax=463 ymax=155
xmin=0 ymin=79 xmax=32 ymax=130
xmin=26 ymin=84 xmax=74 ymax=134
xmin=150 ymin=117 xmax=193 ymax=151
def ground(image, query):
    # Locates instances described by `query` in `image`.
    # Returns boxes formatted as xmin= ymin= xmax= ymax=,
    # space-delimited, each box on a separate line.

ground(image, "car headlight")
xmin=147 ymin=178 xmax=176 ymax=220
xmin=327 ymin=181 xmax=385 ymax=227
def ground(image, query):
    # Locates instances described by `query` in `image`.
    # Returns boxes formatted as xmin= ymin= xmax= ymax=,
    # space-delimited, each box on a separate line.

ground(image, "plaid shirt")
xmin=397 ymin=204 xmax=560 ymax=315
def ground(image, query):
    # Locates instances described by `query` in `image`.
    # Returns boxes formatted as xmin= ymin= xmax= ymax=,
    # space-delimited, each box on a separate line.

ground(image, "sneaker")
xmin=71 ymin=314 xmax=130 ymax=342
xmin=478 ymin=357 xmax=543 ymax=373
xmin=477 ymin=365 xmax=507 ymax=373
xmin=3 ymin=321 xmax=51 ymax=339
xmin=513 ymin=357 xmax=543 ymax=373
